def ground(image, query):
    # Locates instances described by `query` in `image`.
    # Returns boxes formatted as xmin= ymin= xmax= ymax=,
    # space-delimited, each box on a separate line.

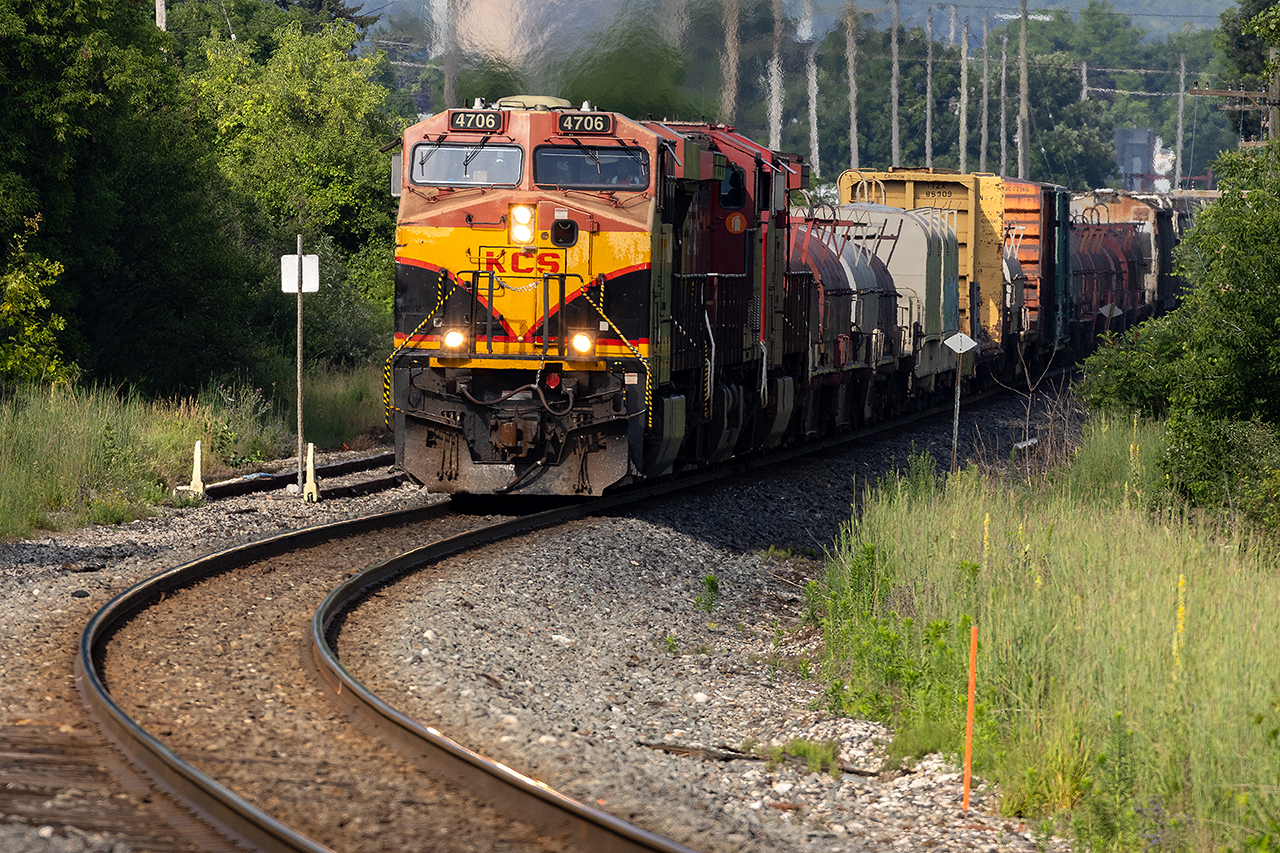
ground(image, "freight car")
xmin=836 ymin=168 xmax=1189 ymax=374
xmin=387 ymin=100 xmax=1186 ymax=497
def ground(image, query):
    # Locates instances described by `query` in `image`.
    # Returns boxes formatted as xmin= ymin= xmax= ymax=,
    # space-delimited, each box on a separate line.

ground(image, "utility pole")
xmin=927 ymin=9 xmax=934 ymax=168
xmin=769 ymin=0 xmax=784 ymax=150
xmin=1018 ymin=0 xmax=1030 ymax=179
xmin=155 ymin=0 xmax=165 ymax=29
xmin=803 ymin=0 xmax=820 ymax=178
xmin=1001 ymin=33 xmax=1008 ymax=177
xmin=847 ymin=2 xmax=860 ymax=168
xmin=960 ymin=17 xmax=969 ymax=173
xmin=1176 ymin=54 xmax=1186 ymax=186
xmin=1271 ymin=47 xmax=1280 ymax=142
xmin=981 ymin=15 xmax=990 ymax=173
xmin=444 ymin=0 xmax=459 ymax=108
xmin=720 ymin=0 xmax=741 ymax=124
xmin=1190 ymin=82 xmax=1276 ymax=143
xmin=892 ymin=0 xmax=901 ymax=166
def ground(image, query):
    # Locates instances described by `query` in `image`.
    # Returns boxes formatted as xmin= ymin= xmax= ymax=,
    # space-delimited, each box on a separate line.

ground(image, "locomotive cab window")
xmin=719 ymin=165 xmax=746 ymax=210
xmin=409 ymin=143 xmax=523 ymax=187
xmin=533 ymin=146 xmax=649 ymax=191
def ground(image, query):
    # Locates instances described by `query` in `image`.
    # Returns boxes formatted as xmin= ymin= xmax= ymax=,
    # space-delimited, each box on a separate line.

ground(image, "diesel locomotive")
xmin=387 ymin=95 xmax=1196 ymax=497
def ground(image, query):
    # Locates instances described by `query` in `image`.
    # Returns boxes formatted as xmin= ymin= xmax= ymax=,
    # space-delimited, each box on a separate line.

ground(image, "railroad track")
xmin=77 ymin=488 xmax=717 ymax=852
xmin=202 ymin=451 xmax=403 ymax=501
xmin=10 ymin=386 xmax=1039 ymax=850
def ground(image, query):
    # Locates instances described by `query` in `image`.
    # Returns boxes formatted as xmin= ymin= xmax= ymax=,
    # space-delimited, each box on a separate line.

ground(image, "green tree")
xmin=0 ymin=0 xmax=256 ymax=391
xmin=166 ymin=0 xmax=297 ymax=71
xmin=367 ymin=8 xmax=434 ymax=67
xmin=1245 ymin=3 xmax=1280 ymax=76
xmin=191 ymin=20 xmax=401 ymax=252
xmin=190 ymin=20 xmax=401 ymax=368
xmin=0 ymin=216 xmax=72 ymax=384
xmin=1080 ymin=144 xmax=1280 ymax=518
xmin=1171 ymin=146 xmax=1280 ymax=421
xmin=275 ymin=0 xmax=378 ymax=30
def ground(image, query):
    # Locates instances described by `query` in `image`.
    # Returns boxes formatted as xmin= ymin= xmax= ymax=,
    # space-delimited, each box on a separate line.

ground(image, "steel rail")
xmin=310 ymin=497 xmax=703 ymax=853
xmin=75 ymin=502 xmax=454 ymax=853
xmin=204 ymin=451 xmax=397 ymax=499
xmin=73 ymin=380 xmax=1025 ymax=852
xmin=302 ymin=381 xmax=1025 ymax=853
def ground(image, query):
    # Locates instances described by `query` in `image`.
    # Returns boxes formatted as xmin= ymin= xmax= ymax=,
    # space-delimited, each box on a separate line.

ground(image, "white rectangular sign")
xmin=281 ymin=254 xmax=319 ymax=293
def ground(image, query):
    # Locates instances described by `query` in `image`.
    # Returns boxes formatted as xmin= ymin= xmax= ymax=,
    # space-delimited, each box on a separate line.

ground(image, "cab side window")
xmin=719 ymin=165 xmax=746 ymax=210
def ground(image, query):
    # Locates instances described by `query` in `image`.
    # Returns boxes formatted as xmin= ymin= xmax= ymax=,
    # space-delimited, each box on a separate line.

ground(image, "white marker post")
xmin=945 ymin=332 xmax=979 ymax=472
xmin=281 ymin=238 xmax=319 ymax=493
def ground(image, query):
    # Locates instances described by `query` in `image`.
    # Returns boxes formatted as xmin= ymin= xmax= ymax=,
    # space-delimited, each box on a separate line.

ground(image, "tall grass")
xmin=298 ymin=362 xmax=386 ymax=451
xmin=813 ymin=416 xmax=1280 ymax=851
xmin=0 ymin=365 xmax=388 ymax=538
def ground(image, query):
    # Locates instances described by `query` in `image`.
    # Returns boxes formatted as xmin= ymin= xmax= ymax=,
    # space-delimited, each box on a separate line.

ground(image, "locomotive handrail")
xmin=457 ymin=268 xmax=497 ymax=353
xmin=540 ymin=272 xmax=583 ymax=357
xmin=463 ymin=213 xmax=508 ymax=229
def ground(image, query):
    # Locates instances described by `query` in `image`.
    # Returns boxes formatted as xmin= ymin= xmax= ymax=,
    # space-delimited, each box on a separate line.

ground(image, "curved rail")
xmin=310 ymin=505 xmax=701 ymax=853
xmin=75 ymin=502 xmax=453 ymax=853
xmin=74 ymin=383 xmax=1027 ymax=852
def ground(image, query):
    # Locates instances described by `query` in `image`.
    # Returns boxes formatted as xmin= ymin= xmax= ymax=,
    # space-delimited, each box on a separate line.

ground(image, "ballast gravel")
xmin=1 ymin=392 xmax=1078 ymax=853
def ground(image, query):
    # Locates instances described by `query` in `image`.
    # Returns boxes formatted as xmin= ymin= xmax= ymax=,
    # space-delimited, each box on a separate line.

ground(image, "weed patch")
xmin=811 ymin=434 xmax=1280 ymax=850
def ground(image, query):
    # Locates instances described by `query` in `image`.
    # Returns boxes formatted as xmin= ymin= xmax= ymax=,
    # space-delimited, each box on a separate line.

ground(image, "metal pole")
xmin=1176 ymin=54 xmax=1186 ymax=187
xmin=951 ymin=348 xmax=962 ymax=473
xmin=926 ymin=9 xmax=934 ymax=168
xmin=960 ymin=17 xmax=969 ymax=173
xmin=1000 ymin=32 xmax=1008 ymax=177
xmin=804 ymin=0 xmax=820 ymax=177
xmin=891 ymin=0 xmax=900 ymax=167
xmin=952 ymin=348 xmax=962 ymax=473
xmin=769 ymin=0 xmax=784 ymax=150
xmin=981 ymin=15 xmax=989 ymax=173
xmin=847 ymin=2 xmax=859 ymax=169
xmin=720 ymin=0 xmax=741 ymax=124
xmin=296 ymin=234 xmax=304 ymax=491
xmin=1270 ymin=47 xmax=1279 ymax=142
xmin=444 ymin=0 xmax=459 ymax=108
xmin=1018 ymin=0 xmax=1030 ymax=180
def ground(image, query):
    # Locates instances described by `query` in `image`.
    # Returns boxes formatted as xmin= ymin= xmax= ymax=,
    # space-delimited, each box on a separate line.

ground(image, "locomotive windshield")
xmin=533 ymin=146 xmax=649 ymax=190
xmin=409 ymin=143 xmax=524 ymax=187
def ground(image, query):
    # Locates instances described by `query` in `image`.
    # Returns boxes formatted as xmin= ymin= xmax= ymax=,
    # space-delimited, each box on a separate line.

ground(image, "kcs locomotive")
xmin=386 ymin=95 xmax=1198 ymax=496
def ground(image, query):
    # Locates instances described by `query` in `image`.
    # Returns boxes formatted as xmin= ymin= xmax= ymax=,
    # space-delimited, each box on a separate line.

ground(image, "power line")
xmin=1086 ymin=86 xmax=1184 ymax=96
xmin=925 ymin=2 xmax=1222 ymax=20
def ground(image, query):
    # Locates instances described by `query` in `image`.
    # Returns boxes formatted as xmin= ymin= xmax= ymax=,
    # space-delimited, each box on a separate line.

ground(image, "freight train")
xmin=386 ymin=95 xmax=1202 ymax=496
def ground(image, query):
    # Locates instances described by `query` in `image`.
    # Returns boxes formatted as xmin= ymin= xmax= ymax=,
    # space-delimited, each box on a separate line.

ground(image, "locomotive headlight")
xmin=443 ymin=329 xmax=466 ymax=349
xmin=511 ymin=205 xmax=535 ymax=244
xmin=570 ymin=333 xmax=594 ymax=354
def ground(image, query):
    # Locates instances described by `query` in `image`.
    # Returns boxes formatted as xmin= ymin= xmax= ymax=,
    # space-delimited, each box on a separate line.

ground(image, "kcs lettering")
xmin=481 ymin=249 xmax=562 ymax=276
